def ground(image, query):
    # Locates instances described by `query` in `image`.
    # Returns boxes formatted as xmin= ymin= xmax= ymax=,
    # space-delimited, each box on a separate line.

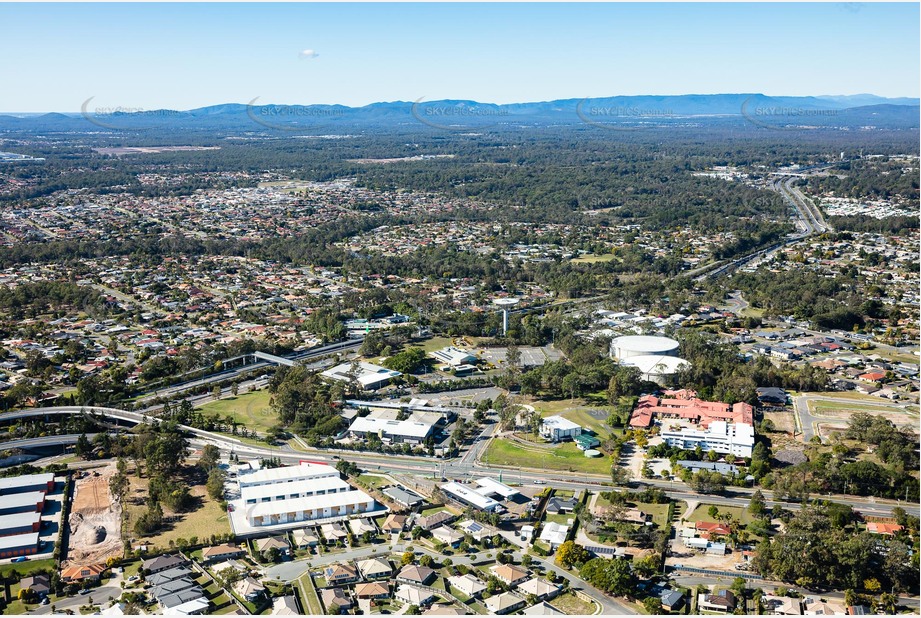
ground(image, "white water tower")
xmin=492 ymin=298 xmax=520 ymax=336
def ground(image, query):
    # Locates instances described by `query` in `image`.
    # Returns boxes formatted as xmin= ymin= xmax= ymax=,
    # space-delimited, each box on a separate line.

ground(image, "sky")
xmin=0 ymin=2 xmax=918 ymax=113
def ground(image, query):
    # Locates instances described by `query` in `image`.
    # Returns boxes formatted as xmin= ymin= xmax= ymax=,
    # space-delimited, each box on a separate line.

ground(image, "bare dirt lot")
xmin=65 ymin=464 xmax=123 ymax=566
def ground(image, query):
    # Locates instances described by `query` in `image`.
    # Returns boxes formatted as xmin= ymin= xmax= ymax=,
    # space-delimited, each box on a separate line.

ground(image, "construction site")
xmin=64 ymin=463 xmax=123 ymax=566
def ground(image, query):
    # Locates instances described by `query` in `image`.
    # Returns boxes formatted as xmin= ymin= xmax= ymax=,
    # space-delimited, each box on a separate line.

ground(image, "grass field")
xmin=551 ymin=591 xmax=598 ymax=615
xmin=809 ymin=400 xmax=910 ymax=416
xmin=420 ymin=506 xmax=451 ymax=517
xmin=0 ymin=558 xmax=55 ymax=580
xmin=199 ymin=389 xmax=278 ymax=434
xmin=413 ymin=336 xmax=457 ymax=354
xmin=296 ymin=572 xmax=323 ymax=615
xmin=570 ymin=253 xmax=616 ymax=264
xmin=125 ymin=468 xmax=230 ymax=549
xmin=593 ymin=494 xmax=672 ymax=529
xmin=527 ymin=398 xmax=615 ymax=436
xmin=356 ymin=474 xmax=392 ymax=490
xmin=685 ymin=504 xmax=755 ymax=526
xmin=482 ymin=438 xmax=611 ymax=475
xmin=635 ymin=503 xmax=671 ymax=529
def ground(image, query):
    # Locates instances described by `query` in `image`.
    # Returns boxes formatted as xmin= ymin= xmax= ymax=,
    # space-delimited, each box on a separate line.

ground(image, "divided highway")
xmin=2 ymin=406 xmax=917 ymax=520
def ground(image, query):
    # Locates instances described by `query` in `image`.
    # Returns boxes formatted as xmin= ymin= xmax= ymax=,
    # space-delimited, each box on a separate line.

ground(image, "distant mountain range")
xmin=0 ymin=93 xmax=917 ymax=132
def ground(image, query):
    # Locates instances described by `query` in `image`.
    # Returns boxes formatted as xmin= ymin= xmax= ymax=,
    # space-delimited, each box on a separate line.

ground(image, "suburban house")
xmin=538 ymin=521 xmax=569 ymax=549
xmin=233 ymin=577 xmax=266 ymax=603
xmin=356 ymin=558 xmax=392 ymax=580
xmin=756 ymin=387 xmax=788 ymax=407
xmin=699 ymin=590 xmax=736 ymax=612
xmin=658 ymin=588 xmax=685 ymax=612
xmin=324 ymin=563 xmax=360 ymax=585
xmin=523 ymin=601 xmax=566 ymax=615
xmin=696 ymin=521 xmax=732 ymax=537
xmin=456 ymin=519 xmax=499 ymax=543
xmin=431 ymin=525 xmax=464 ymax=547
xmin=396 ymin=584 xmax=435 ymax=607
xmin=271 ymin=596 xmax=299 ymax=615
xmin=490 ymin=564 xmax=530 ymax=587
xmin=201 ymin=543 xmax=245 ymax=563
xmin=517 ymin=578 xmax=561 ymax=601
xmin=321 ymin=522 xmax=349 ymax=542
xmin=142 ymin=554 xmax=186 ymax=574
xmin=416 ymin=510 xmax=457 ymax=531
xmin=292 ymin=528 xmax=321 ymax=548
xmin=484 ymin=591 xmax=526 ymax=614
xmin=61 ymin=563 xmax=107 ymax=583
xmin=545 ymin=496 xmax=578 ymax=515
xmin=321 ymin=587 xmax=353 ymax=613
xmin=447 ymin=573 xmax=487 ymax=598
xmin=19 ymin=574 xmax=51 ymax=597
xmin=866 ymin=522 xmax=903 ymax=536
xmin=397 ymin=564 xmax=436 ymax=586
xmin=348 ymin=518 xmax=377 ymax=537
xmin=804 ymin=600 xmax=847 ymax=615
xmin=380 ymin=514 xmax=408 ymax=533
xmin=617 ymin=508 xmax=651 ymax=525
xmin=146 ymin=567 xmax=195 ymax=586
xmin=355 ymin=581 xmax=390 ymax=600
xmin=255 ymin=535 xmax=291 ymax=557
xmin=763 ymin=594 xmax=803 ymax=615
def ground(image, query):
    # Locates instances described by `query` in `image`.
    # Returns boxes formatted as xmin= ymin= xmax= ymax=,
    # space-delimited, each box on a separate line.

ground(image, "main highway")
xmin=694 ymin=162 xmax=838 ymax=282
xmin=2 ymin=405 xmax=917 ymax=520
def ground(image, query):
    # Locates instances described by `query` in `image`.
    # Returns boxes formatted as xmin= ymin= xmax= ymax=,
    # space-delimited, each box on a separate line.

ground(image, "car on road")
xmin=532 ymin=480 xmax=546 ymax=485
xmin=79 ymin=589 xmax=92 ymax=595
xmin=672 ymin=564 xmax=683 ymax=569
xmin=11 ymin=557 xmax=28 ymax=563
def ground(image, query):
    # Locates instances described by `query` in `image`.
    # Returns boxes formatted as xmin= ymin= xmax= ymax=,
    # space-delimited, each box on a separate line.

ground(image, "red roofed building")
xmin=696 ymin=521 xmax=731 ymax=536
xmin=858 ymin=372 xmax=886 ymax=383
xmin=629 ymin=394 xmax=753 ymax=428
xmin=866 ymin=522 xmax=902 ymax=536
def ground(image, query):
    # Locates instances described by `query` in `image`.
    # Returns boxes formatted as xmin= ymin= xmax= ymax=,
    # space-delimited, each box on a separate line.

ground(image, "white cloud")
xmin=299 ymin=49 xmax=319 ymax=60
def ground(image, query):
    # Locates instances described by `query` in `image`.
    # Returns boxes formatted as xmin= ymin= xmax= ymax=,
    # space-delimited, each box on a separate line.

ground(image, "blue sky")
xmin=0 ymin=3 xmax=917 ymax=112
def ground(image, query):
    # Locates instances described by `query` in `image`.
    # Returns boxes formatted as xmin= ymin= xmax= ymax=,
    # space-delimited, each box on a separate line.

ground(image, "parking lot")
xmin=479 ymin=345 xmax=562 ymax=367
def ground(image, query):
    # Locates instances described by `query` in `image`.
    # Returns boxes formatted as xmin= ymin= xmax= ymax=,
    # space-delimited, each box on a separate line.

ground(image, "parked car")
xmin=11 ymin=557 xmax=28 ymax=563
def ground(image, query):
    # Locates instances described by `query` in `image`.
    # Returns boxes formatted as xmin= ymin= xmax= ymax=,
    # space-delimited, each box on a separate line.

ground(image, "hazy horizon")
xmin=1 ymin=3 xmax=918 ymax=113
xmin=1 ymin=91 xmax=918 ymax=116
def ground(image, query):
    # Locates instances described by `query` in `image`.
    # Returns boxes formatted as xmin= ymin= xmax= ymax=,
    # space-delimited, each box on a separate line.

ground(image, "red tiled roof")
xmin=696 ymin=521 xmax=731 ymax=535
xmin=867 ymin=522 xmax=902 ymax=535
xmin=629 ymin=395 xmax=753 ymax=428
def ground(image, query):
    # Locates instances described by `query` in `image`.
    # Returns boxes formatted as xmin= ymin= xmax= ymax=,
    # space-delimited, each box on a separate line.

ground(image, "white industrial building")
xmin=539 ymin=416 xmax=582 ymax=442
xmin=439 ymin=482 xmax=502 ymax=512
xmin=238 ymin=462 xmax=339 ymax=489
xmin=321 ymin=361 xmax=401 ymax=390
xmin=430 ymin=346 xmax=477 ymax=367
xmin=228 ymin=463 xmax=380 ymax=535
xmin=610 ymin=335 xmax=680 ymax=360
xmin=347 ymin=416 xmax=436 ymax=444
xmin=473 ymin=477 xmax=519 ymax=500
xmin=661 ymin=421 xmax=755 ymax=458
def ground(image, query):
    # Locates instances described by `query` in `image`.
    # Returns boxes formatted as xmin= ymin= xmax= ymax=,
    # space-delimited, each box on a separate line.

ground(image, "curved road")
xmin=3 ymin=406 xmax=918 ymax=521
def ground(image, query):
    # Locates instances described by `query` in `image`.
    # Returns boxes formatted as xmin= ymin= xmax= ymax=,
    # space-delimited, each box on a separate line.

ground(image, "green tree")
xmin=748 ymin=490 xmax=767 ymax=518
xmin=556 ymin=541 xmax=590 ymax=569
xmin=199 ymin=444 xmax=220 ymax=472
xmin=643 ymin=597 xmax=663 ymax=614
xmin=75 ymin=433 xmax=92 ymax=459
